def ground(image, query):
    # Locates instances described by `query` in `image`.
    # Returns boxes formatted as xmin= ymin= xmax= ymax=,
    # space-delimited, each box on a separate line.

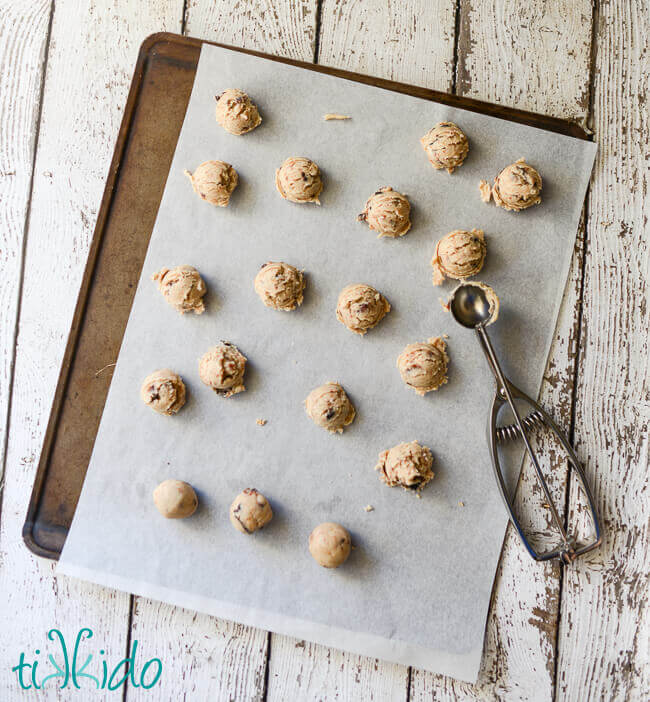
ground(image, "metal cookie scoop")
xmin=449 ymin=282 xmax=602 ymax=564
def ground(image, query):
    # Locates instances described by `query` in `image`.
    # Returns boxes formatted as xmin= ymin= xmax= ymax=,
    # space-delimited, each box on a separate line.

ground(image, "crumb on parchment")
xmin=323 ymin=113 xmax=351 ymax=121
xmin=458 ymin=501 xmax=465 ymax=507
xmin=364 ymin=505 xmax=374 ymax=513
xmin=256 ymin=418 xmax=267 ymax=426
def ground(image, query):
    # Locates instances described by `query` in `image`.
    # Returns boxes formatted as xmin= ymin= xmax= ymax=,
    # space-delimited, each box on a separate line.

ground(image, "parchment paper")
xmin=58 ymin=44 xmax=596 ymax=683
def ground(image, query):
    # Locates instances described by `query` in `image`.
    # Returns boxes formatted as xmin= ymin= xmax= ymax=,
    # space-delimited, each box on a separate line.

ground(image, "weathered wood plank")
xmin=557 ymin=1 xmax=650 ymax=700
xmin=411 ymin=1 xmax=595 ymax=699
xmin=0 ymin=2 xmax=182 ymax=699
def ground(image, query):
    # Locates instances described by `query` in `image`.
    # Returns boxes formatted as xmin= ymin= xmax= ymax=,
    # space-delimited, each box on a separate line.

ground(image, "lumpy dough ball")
xmin=229 ymin=489 xmax=273 ymax=533
xmin=305 ymin=382 xmax=356 ymax=433
xmin=431 ymin=229 xmax=487 ymax=286
xmin=336 ymin=283 xmax=390 ymax=335
xmin=357 ymin=186 xmax=411 ymax=238
xmin=152 ymin=265 xmax=207 ymax=314
xmin=490 ymin=158 xmax=542 ymax=211
xmin=184 ymin=160 xmax=238 ymax=207
xmin=140 ymin=369 xmax=186 ymax=415
xmin=153 ymin=480 xmax=198 ymax=519
xmin=375 ymin=441 xmax=435 ymax=490
xmin=254 ymin=261 xmax=305 ymax=311
xmin=198 ymin=342 xmax=247 ymax=397
xmin=275 ymin=157 xmax=323 ymax=204
xmin=420 ymin=122 xmax=469 ymax=174
xmin=397 ymin=337 xmax=449 ymax=395
xmin=215 ymin=89 xmax=262 ymax=135
xmin=309 ymin=522 xmax=351 ymax=568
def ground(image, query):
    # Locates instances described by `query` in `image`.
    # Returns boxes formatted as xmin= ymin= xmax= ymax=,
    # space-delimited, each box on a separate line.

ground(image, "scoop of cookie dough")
xmin=275 ymin=157 xmax=322 ymax=204
xmin=420 ymin=122 xmax=469 ymax=174
xmin=184 ymin=160 xmax=238 ymax=207
xmin=215 ymin=89 xmax=262 ymax=135
xmin=336 ymin=283 xmax=390 ymax=335
xmin=198 ymin=342 xmax=247 ymax=397
xmin=431 ymin=229 xmax=487 ymax=286
xmin=229 ymin=489 xmax=273 ymax=533
xmin=397 ymin=337 xmax=449 ymax=395
xmin=357 ymin=186 xmax=411 ymax=238
xmin=309 ymin=522 xmax=352 ymax=568
xmin=153 ymin=479 xmax=198 ymax=519
xmin=152 ymin=265 xmax=207 ymax=314
xmin=254 ymin=261 xmax=305 ymax=311
xmin=375 ymin=441 xmax=435 ymax=490
xmin=140 ymin=369 xmax=186 ymax=415
xmin=485 ymin=158 xmax=542 ymax=211
xmin=305 ymin=382 xmax=355 ymax=433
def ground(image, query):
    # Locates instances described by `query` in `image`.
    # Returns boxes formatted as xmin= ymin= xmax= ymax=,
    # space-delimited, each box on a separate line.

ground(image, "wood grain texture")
xmin=557 ymin=1 xmax=650 ymax=700
xmin=0 ymin=1 xmax=182 ymax=698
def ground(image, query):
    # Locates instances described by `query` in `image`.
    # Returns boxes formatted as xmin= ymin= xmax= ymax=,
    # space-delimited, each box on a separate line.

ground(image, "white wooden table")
xmin=0 ymin=2 xmax=648 ymax=700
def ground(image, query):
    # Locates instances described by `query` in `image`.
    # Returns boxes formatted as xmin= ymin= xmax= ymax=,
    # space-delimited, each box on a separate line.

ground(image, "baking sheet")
xmin=58 ymin=44 xmax=596 ymax=682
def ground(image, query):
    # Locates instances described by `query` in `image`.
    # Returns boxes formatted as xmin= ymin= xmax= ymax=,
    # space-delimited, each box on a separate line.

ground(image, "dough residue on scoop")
xmin=336 ymin=283 xmax=390 ymax=335
xmin=357 ymin=186 xmax=411 ymax=238
xmin=487 ymin=158 xmax=542 ymax=211
xmin=375 ymin=440 xmax=435 ymax=490
xmin=198 ymin=342 xmax=247 ymax=397
xmin=420 ymin=121 xmax=469 ymax=173
xmin=397 ymin=337 xmax=449 ymax=395
xmin=153 ymin=480 xmax=198 ymax=519
xmin=215 ymin=89 xmax=262 ymax=135
xmin=152 ymin=265 xmax=207 ymax=314
xmin=431 ymin=229 xmax=487 ymax=286
xmin=184 ymin=160 xmax=238 ymax=207
xmin=309 ymin=522 xmax=351 ymax=568
xmin=275 ymin=157 xmax=323 ymax=204
xmin=229 ymin=488 xmax=273 ymax=533
xmin=140 ymin=369 xmax=186 ymax=415
xmin=305 ymin=382 xmax=355 ymax=433
xmin=254 ymin=261 xmax=305 ymax=311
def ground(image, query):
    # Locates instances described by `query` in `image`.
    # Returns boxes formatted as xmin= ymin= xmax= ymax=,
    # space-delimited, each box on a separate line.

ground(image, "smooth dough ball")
xmin=490 ymin=158 xmax=542 ymax=211
xmin=336 ymin=283 xmax=390 ymax=335
xmin=184 ymin=160 xmax=238 ymax=207
xmin=229 ymin=488 xmax=273 ymax=533
xmin=431 ymin=229 xmax=487 ymax=286
xmin=215 ymin=89 xmax=262 ymax=135
xmin=254 ymin=261 xmax=305 ymax=311
xmin=420 ymin=122 xmax=469 ymax=173
xmin=275 ymin=157 xmax=322 ymax=204
xmin=397 ymin=337 xmax=449 ymax=395
xmin=140 ymin=369 xmax=186 ymax=415
xmin=305 ymin=382 xmax=355 ymax=433
xmin=375 ymin=441 xmax=435 ymax=490
xmin=357 ymin=186 xmax=411 ymax=238
xmin=309 ymin=522 xmax=351 ymax=568
xmin=198 ymin=342 xmax=247 ymax=397
xmin=152 ymin=265 xmax=207 ymax=314
xmin=153 ymin=480 xmax=198 ymax=519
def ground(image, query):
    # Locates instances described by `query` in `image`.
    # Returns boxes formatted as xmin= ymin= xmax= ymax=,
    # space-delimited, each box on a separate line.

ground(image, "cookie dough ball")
xmin=215 ymin=89 xmax=262 ymax=135
xmin=336 ymin=283 xmax=390 ymax=335
xmin=305 ymin=382 xmax=355 ymax=433
xmin=275 ymin=157 xmax=322 ymax=204
xmin=254 ymin=261 xmax=305 ymax=311
xmin=309 ymin=522 xmax=352 ymax=568
xmin=357 ymin=186 xmax=411 ymax=238
xmin=184 ymin=160 xmax=238 ymax=207
xmin=397 ymin=337 xmax=449 ymax=395
xmin=140 ymin=369 xmax=186 ymax=415
xmin=229 ymin=489 xmax=273 ymax=533
xmin=375 ymin=441 xmax=435 ymax=490
xmin=431 ymin=229 xmax=487 ymax=286
xmin=489 ymin=158 xmax=542 ymax=211
xmin=420 ymin=122 xmax=469 ymax=174
xmin=198 ymin=342 xmax=247 ymax=397
xmin=152 ymin=265 xmax=207 ymax=314
xmin=153 ymin=480 xmax=198 ymax=519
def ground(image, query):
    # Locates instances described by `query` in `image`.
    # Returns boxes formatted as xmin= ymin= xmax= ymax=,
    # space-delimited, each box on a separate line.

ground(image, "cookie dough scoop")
xmin=420 ymin=121 xmax=469 ymax=173
xmin=152 ymin=265 xmax=207 ymax=314
xmin=215 ymin=89 xmax=262 ymax=135
xmin=254 ymin=261 xmax=305 ymax=311
xmin=140 ymin=369 xmax=186 ymax=415
xmin=184 ymin=160 xmax=238 ymax=207
xmin=397 ymin=337 xmax=449 ymax=395
xmin=198 ymin=342 xmax=247 ymax=397
xmin=305 ymin=382 xmax=356 ymax=433
xmin=309 ymin=522 xmax=352 ymax=568
xmin=275 ymin=157 xmax=323 ymax=204
xmin=431 ymin=229 xmax=487 ymax=286
xmin=153 ymin=480 xmax=198 ymax=519
xmin=375 ymin=441 xmax=434 ymax=490
xmin=481 ymin=158 xmax=542 ymax=211
xmin=357 ymin=187 xmax=411 ymax=238
xmin=229 ymin=489 xmax=273 ymax=533
xmin=336 ymin=283 xmax=390 ymax=335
